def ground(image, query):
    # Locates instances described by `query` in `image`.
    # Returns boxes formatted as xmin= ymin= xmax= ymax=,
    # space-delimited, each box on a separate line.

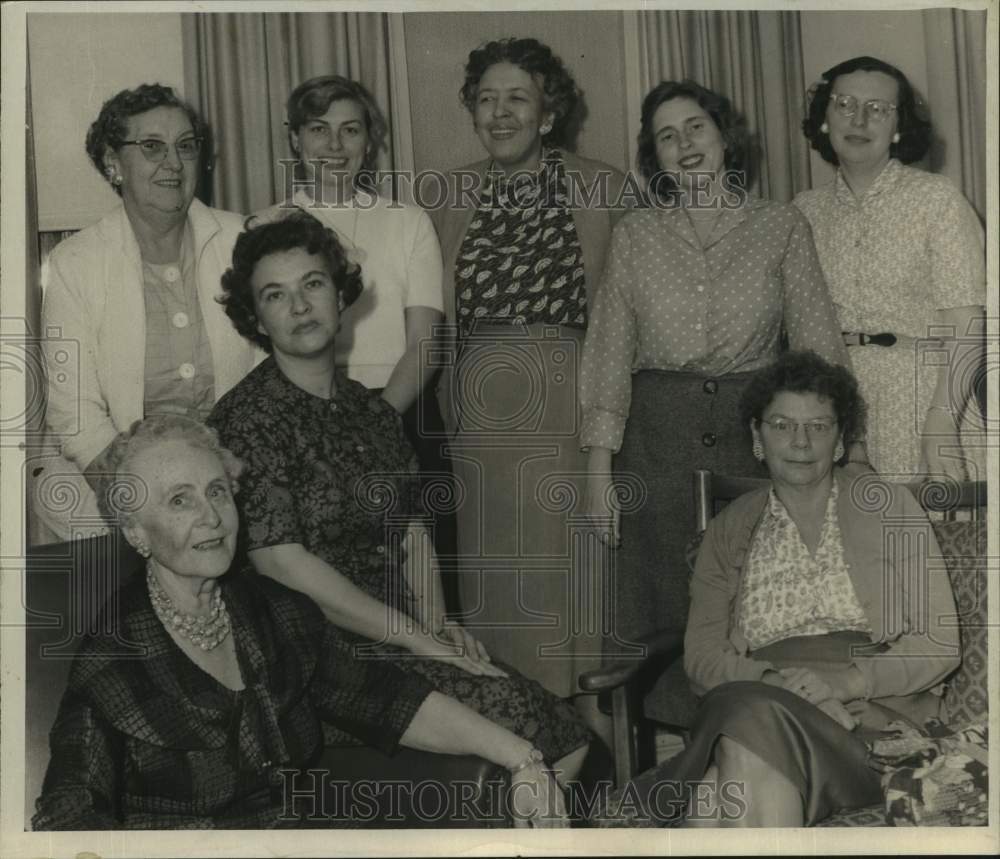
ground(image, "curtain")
xmin=181 ymin=12 xmax=414 ymax=215
xmin=922 ymin=8 xmax=987 ymax=220
xmin=625 ymin=10 xmax=811 ymax=202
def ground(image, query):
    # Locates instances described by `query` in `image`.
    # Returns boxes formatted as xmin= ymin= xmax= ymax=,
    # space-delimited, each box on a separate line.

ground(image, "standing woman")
xmin=431 ymin=37 xmax=629 ymax=729
xmin=580 ymin=81 xmax=850 ymax=671
xmin=39 ymin=84 xmax=256 ymax=542
xmin=795 ymin=56 xmax=986 ymax=481
xmin=253 ymin=76 xmax=458 ymax=607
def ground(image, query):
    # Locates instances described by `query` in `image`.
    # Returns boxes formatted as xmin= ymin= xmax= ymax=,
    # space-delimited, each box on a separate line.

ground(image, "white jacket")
xmin=37 ymin=199 xmax=256 ymax=538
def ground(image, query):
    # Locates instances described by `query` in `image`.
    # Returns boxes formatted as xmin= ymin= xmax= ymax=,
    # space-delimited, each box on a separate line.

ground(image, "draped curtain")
xmin=180 ymin=12 xmax=414 ymax=214
xmin=922 ymin=7 xmax=987 ymax=220
xmin=625 ymin=10 xmax=811 ymax=202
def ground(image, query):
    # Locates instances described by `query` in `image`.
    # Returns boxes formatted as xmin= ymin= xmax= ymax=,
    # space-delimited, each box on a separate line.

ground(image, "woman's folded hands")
xmin=408 ymin=623 xmax=509 ymax=678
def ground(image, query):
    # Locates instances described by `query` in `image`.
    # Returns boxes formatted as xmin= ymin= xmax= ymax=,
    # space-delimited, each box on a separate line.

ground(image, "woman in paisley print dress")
xmin=207 ymin=213 xmax=592 ymax=786
xmin=600 ymin=351 xmax=958 ymax=828
xmin=795 ymin=56 xmax=986 ymax=481
xmin=430 ymin=38 xmax=629 ymax=739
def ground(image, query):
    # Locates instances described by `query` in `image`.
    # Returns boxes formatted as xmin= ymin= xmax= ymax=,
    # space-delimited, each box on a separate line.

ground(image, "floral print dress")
xmin=208 ymin=358 xmax=590 ymax=761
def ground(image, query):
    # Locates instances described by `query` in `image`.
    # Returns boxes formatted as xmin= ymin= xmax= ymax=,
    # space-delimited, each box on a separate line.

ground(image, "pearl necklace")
xmin=146 ymin=566 xmax=232 ymax=651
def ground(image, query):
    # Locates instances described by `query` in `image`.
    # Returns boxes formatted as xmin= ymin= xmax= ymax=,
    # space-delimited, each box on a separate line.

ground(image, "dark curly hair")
xmin=739 ymin=351 xmax=867 ymax=463
xmin=459 ymin=37 xmax=581 ymax=149
xmin=285 ymin=75 xmax=388 ymax=179
xmin=218 ymin=212 xmax=364 ymax=353
xmin=636 ymin=80 xmax=751 ymax=205
xmin=802 ymin=56 xmax=932 ymax=166
xmin=97 ymin=414 xmax=243 ymax=527
xmin=85 ymin=83 xmax=207 ymax=196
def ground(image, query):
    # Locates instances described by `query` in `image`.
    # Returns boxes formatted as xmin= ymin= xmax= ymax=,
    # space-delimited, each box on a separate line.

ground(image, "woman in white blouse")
xmin=795 ymin=55 xmax=986 ymax=482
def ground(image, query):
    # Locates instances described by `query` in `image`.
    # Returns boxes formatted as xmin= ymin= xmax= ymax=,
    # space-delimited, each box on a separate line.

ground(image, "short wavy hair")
xmin=802 ymin=56 xmax=932 ymax=166
xmin=97 ymin=415 xmax=243 ymax=527
xmin=636 ymin=80 xmax=751 ymax=205
xmin=285 ymin=75 xmax=388 ymax=177
xmin=739 ymin=350 xmax=867 ymax=462
xmin=85 ymin=83 xmax=208 ymax=196
xmin=459 ymin=37 xmax=581 ymax=149
xmin=218 ymin=212 xmax=364 ymax=353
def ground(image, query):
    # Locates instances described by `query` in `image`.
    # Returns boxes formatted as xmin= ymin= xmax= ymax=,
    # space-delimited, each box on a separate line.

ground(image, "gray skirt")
xmin=609 ymin=370 xmax=765 ymax=652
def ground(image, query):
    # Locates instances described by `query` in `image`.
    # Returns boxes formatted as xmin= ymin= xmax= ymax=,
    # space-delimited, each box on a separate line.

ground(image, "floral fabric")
xmin=208 ymin=358 xmax=591 ymax=761
xmin=794 ymin=160 xmax=986 ymax=478
xmin=869 ymin=719 xmax=988 ymax=826
xmin=738 ymin=483 xmax=871 ymax=649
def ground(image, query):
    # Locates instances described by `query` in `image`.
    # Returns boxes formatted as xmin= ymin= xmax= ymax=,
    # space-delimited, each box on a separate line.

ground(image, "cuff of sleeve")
xmin=377 ymin=672 xmax=435 ymax=756
xmin=580 ymin=410 xmax=626 ymax=453
xmin=850 ymin=660 xmax=875 ymax=700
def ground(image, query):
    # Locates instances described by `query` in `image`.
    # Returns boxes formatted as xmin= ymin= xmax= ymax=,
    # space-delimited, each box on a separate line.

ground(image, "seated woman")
xmin=37 ymin=84 xmax=256 ymax=542
xmin=33 ymin=415 xmax=568 ymax=829
xmin=253 ymin=76 xmax=458 ymax=608
xmin=207 ymin=214 xmax=592 ymax=783
xmin=602 ymin=350 xmax=960 ymax=828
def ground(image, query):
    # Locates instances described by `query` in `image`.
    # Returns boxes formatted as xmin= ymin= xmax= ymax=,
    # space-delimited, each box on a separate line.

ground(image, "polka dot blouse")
xmin=579 ymin=199 xmax=848 ymax=451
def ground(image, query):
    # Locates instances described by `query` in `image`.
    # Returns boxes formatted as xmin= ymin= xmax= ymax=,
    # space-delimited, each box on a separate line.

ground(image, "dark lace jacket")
xmin=32 ymin=571 xmax=432 ymax=830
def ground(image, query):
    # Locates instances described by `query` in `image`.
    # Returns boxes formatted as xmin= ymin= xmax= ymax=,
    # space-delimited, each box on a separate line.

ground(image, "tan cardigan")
xmin=428 ymin=151 xmax=631 ymax=431
xmin=684 ymin=468 xmax=960 ymax=705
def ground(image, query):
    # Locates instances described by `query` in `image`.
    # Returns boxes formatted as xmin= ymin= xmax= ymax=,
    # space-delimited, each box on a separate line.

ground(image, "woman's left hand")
xmin=510 ymin=764 xmax=569 ymax=828
xmin=438 ymin=624 xmax=494 ymax=667
xmin=778 ymin=667 xmax=836 ymax=705
xmin=779 ymin=665 xmax=866 ymax=704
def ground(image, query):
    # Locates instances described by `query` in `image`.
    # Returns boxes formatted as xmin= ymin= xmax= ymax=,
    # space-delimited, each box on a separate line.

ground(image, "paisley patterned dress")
xmin=447 ymin=151 xmax=606 ymax=698
xmin=208 ymin=358 xmax=590 ymax=762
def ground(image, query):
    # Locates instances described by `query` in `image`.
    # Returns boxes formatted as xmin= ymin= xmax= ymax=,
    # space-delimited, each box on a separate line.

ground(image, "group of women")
xmin=34 ymin=34 xmax=985 ymax=829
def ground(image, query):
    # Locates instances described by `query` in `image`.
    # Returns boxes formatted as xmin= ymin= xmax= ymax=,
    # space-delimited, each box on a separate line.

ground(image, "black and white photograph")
xmin=1 ymin=1 xmax=996 ymax=855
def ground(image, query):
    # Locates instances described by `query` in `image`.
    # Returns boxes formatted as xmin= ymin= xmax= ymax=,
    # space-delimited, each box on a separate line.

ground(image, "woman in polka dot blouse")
xmin=794 ymin=56 xmax=986 ymax=483
xmin=578 ymin=80 xmax=850 ymax=692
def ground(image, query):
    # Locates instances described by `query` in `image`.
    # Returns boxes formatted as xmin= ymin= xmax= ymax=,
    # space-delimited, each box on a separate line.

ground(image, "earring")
xmin=820 ymin=122 xmax=829 ymax=134
xmin=133 ymin=541 xmax=151 ymax=559
xmin=540 ymin=123 xmax=552 ymax=135
xmin=752 ymin=439 xmax=765 ymax=462
xmin=891 ymin=132 xmax=900 ymax=144
xmin=834 ymin=439 xmax=845 ymax=461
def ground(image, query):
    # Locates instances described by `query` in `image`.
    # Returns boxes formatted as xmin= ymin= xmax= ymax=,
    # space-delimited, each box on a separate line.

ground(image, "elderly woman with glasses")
xmin=795 ymin=56 xmax=986 ymax=482
xmin=600 ymin=351 xmax=959 ymax=828
xmin=38 ymin=83 xmax=255 ymax=543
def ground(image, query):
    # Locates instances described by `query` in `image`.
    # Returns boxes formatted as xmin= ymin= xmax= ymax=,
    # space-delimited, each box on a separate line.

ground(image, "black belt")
xmin=842 ymin=331 xmax=898 ymax=347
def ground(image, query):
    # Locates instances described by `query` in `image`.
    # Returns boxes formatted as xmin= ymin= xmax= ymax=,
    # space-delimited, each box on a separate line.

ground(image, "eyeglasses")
xmin=758 ymin=418 xmax=838 ymax=437
xmin=117 ymin=137 xmax=203 ymax=163
xmin=829 ymin=93 xmax=897 ymax=123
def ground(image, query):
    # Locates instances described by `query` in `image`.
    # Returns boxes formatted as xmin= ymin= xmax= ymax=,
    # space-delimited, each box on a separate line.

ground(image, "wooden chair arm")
xmin=578 ymin=629 xmax=686 ymax=693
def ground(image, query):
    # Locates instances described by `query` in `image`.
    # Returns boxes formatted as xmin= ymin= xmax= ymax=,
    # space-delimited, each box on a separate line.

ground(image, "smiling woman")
xmin=36 ymin=83 xmax=256 ymax=543
xmin=429 ymin=38 xmax=630 ymax=739
xmin=795 ymin=56 xmax=987 ymax=482
xmin=579 ymin=81 xmax=849 ymax=723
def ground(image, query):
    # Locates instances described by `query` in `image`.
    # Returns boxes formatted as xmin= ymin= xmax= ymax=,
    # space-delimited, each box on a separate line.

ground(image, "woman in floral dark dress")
xmin=208 ymin=213 xmax=591 ymax=780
